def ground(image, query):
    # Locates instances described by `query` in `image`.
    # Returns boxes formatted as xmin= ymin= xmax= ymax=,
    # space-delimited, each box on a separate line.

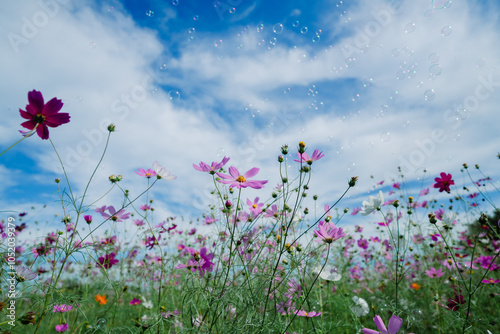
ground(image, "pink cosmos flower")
xmin=84 ymin=215 xmax=92 ymax=223
xmin=362 ymin=315 xmax=410 ymax=334
xmin=175 ymin=247 xmax=214 ymax=277
xmin=135 ymin=168 xmax=156 ymax=178
xmin=19 ymin=90 xmax=70 ymax=140
xmin=216 ymin=166 xmax=268 ymax=189
xmin=425 ymin=267 xmax=444 ymax=278
xmin=294 ymin=310 xmax=321 ymax=317
xmin=193 ymin=156 xmax=230 ymax=174
xmin=53 ymin=304 xmax=73 ymax=313
xmin=130 ymin=298 xmax=142 ymax=305
xmin=293 ymin=149 xmax=324 ymax=165
xmin=97 ymin=252 xmax=119 ymax=269
xmin=420 ymin=188 xmax=429 ymax=196
xmin=433 ymin=172 xmax=454 ymax=193
xmin=247 ymin=197 xmax=264 ymax=215
xmin=99 ymin=206 xmax=130 ymax=222
xmin=313 ymin=221 xmax=346 ymax=244
xmin=55 ymin=323 xmax=68 ymax=332
xmin=482 ymin=278 xmax=500 ymax=284
xmin=265 ymin=204 xmax=279 ymax=218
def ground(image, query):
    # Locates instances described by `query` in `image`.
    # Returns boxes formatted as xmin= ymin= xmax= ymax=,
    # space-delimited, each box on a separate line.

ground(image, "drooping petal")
xmin=373 ymin=315 xmax=388 ymax=334
xmin=387 ymin=315 xmax=402 ymax=334
xmin=36 ymin=124 xmax=50 ymax=140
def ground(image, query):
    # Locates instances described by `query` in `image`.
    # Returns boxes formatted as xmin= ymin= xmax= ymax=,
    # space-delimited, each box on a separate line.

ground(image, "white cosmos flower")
xmin=360 ymin=191 xmax=384 ymax=216
xmin=153 ymin=161 xmax=177 ymax=180
xmin=351 ymin=296 xmax=369 ymax=317
xmin=313 ymin=264 xmax=342 ymax=282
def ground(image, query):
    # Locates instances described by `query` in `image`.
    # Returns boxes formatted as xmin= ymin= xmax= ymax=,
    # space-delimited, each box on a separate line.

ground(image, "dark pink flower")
xmin=433 ymin=172 xmax=454 ymax=193
xmin=193 ymin=157 xmax=230 ymax=174
xmin=97 ymin=252 xmax=119 ymax=269
xmin=100 ymin=206 xmax=130 ymax=222
xmin=216 ymin=166 xmax=268 ymax=189
xmin=482 ymin=278 xmax=500 ymax=284
xmin=130 ymin=298 xmax=142 ymax=305
xmin=294 ymin=149 xmax=324 ymax=165
xmin=55 ymin=323 xmax=68 ymax=332
xmin=84 ymin=215 xmax=92 ymax=224
xmin=19 ymin=90 xmax=70 ymax=140
xmin=175 ymin=247 xmax=214 ymax=277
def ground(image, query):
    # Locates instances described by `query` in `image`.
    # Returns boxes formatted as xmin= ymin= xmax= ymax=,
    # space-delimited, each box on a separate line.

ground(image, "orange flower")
xmin=95 ymin=294 xmax=108 ymax=305
xmin=410 ymin=283 xmax=421 ymax=291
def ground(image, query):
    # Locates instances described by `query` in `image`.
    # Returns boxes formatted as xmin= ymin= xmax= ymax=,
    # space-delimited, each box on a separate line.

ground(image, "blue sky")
xmin=1 ymin=0 xmax=500 ymax=238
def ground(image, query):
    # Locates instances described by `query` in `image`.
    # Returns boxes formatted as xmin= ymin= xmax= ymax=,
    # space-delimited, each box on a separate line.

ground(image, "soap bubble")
xmin=300 ymin=26 xmax=308 ymax=34
xmin=424 ymin=89 xmax=436 ymax=101
xmin=146 ymin=10 xmax=154 ymax=17
xmin=168 ymin=90 xmax=181 ymax=101
xmin=441 ymin=26 xmax=452 ymax=36
xmin=273 ymin=23 xmax=283 ymax=34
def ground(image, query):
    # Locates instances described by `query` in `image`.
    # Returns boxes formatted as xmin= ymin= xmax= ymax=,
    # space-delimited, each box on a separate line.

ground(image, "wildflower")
xmin=351 ymin=296 xmax=369 ymax=317
xmin=362 ymin=315 xmax=406 ymax=334
xmin=433 ymin=172 xmax=454 ymax=193
xmin=313 ymin=264 xmax=342 ymax=282
xmin=153 ymin=161 xmax=177 ymax=180
xmin=175 ymin=247 xmax=214 ymax=277
xmin=97 ymin=252 xmax=119 ymax=269
xmin=130 ymin=298 xmax=142 ymax=305
xmin=19 ymin=90 xmax=70 ymax=140
xmin=135 ymin=168 xmax=157 ymax=178
xmin=53 ymin=304 xmax=73 ymax=313
xmin=446 ymin=292 xmax=465 ymax=311
xmin=425 ymin=267 xmax=444 ymax=278
xmin=84 ymin=215 xmax=92 ymax=224
xmin=313 ymin=221 xmax=346 ymax=244
xmin=95 ymin=294 xmax=108 ymax=305
xmin=482 ymin=278 xmax=500 ymax=284
xmin=247 ymin=197 xmax=264 ymax=215
xmin=134 ymin=219 xmax=145 ymax=226
xmin=410 ymin=283 xmax=421 ymax=290
xmin=216 ymin=166 xmax=268 ymax=189
xmin=15 ymin=266 xmax=37 ymax=282
xmin=55 ymin=323 xmax=68 ymax=332
xmin=142 ymin=297 xmax=153 ymax=309
xmin=295 ymin=310 xmax=321 ymax=317
xmin=99 ymin=206 xmax=130 ymax=222
xmin=360 ymin=191 xmax=384 ymax=216
xmin=294 ymin=149 xmax=324 ymax=165
xmin=193 ymin=157 xmax=230 ymax=174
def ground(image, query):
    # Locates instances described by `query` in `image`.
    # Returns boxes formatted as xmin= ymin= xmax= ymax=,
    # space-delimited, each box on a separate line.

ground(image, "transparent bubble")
xmin=283 ymin=88 xmax=290 ymax=94
xmin=362 ymin=78 xmax=373 ymax=87
xmin=75 ymin=96 xmax=82 ymax=102
xmin=404 ymin=22 xmax=416 ymax=33
xmin=160 ymin=64 xmax=167 ymax=71
xmin=89 ymin=41 xmax=96 ymax=49
xmin=146 ymin=10 xmax=154 ymax=17
xmin=424 ymin=10 xmax=435 ymax=19
xmin=429 ymin=64 xmax=442 ymax=76
xmin=229 ymin=7 xmax=236 ymax=14
xmin=474 ymin=57 xmax=486 ymax=68
xmin=273 ymin=23 xmax=283 ymax=34
xmin=428 ymin=53 xmax=439 ymax=63
xmin=432 ymin=0 xmax=451 ymax=9
xmin=193 ymin=15 xmax=199 ymax=20
xmin=441 ymin=26 xmax=452 ymax=36
xmin=396 ymin=70 xmax=405 ymax=80
xmin=188 ymin=27 xmax=195 ymax=33
xmin=453 ymin=133 xmax=461 ymax=141
xmin=380 ymin=132 xmax=391 ymax=142
xmin=347 ymin=162 xmax=356 ymax=171
xmin=416 ymin=81 xmax=424 ymax=88
xmin=424 ymin=89 xmax=436 ymax=101
xmin=345 ymin=57 xmax=356 ymax=67
xmin=300 ymin=26 xmax=308 ymax=34
xmin=214 ymin=40 xmax=222 ymax=47
xmin=403 ymin=120 xmax=410 ymax=127
xmin=292 ymin=20 xmax=299 ymax=27
xmin=391 ymin=48 xmax=400 ymax=57
xmin=257 ymin=24 xmax=264 ymax=33
xmin=269 ymin=37 xmax=277 ymax=47
xmin=107 ymin=6 xmax=114 ymax=12
xmin=96 ymin=318 xmax=106 ymax=328
xmin=172 ymin=0 xmax=179 ymax=5
xmin=312 ymin=35 xmax=320 ymax=42
xmin=168 ymin=90 xmax=181 ymax=101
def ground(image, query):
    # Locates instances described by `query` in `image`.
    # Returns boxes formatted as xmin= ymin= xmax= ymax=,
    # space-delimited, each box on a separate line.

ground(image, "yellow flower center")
xmin=33 ymin=113 xmax=46 ymax=124
xmin=252 ymin=204 xmax=257 ymax=208
xmin=236 ymin=175 xmax=246 ymax=182
xmin=304 ymin=312 xmax=308 ymax=316
xmin=299 ymin=141 xmax=305 ymax=148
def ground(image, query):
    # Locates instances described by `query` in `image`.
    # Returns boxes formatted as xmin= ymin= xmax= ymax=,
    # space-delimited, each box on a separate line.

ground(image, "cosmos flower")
xmin=15 ymin=266 xmax=37 ymax=282
xmin=95 ymin=294 xmax=108 ymax=305
xmin=216 ymin=166 xmax=268 ymax=189
xmin=193 ymin=156 xmax=230 ymax=173
xmin=99 ymin=206 xmax=130 ymax=222
xmin=313 ymin=221 xmax=345 ymax=244
xmin=153 ymin=161 xmax=177 ymax=180
xmin=293 ymin=149 xmax=324 ymax=165
xmin=135 ymin=168 xmax=156 ymax=178
xmin=425 ymin=267 xmax=444 ymax=278
xmin=130 ymin=298 xmax=142 ymax=305
xmin=351 ymin=296 xmax=369 ymax=317
xmin=360 ymin=191 xmax=384 ymax=216
xmin=96 ymin=252 xmax=119 ymax=269
xmin=362 ymin=315 xmax=409 ymax=334
xmin=294 ymin=310 xmax=321 ymax=317
xmin=55 ymin=323 xmax=68 ymax=332
xmin=19 ymin=90 xmax=70 ymax=140
xmin=433 ymin=172 xmax=454 ymax=193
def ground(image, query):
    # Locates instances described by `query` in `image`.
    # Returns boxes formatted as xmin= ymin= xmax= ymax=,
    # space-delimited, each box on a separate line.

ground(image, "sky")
xmin=1 ymin=0 xmax=499 ymax=239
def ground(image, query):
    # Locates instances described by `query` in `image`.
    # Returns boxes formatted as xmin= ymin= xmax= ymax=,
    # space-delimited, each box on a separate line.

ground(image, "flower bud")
xmin=281 ymin=145 xmax=289 ymax=155
xmin=348 ymin=176 xmax=358 ymax=187
xmin=107 ymin=123 xmax=116 ymax=132
xmin=225 ymin=200 xmax=232 ymax=209
xmin=298 ymin=141 xmax=306 ymax=154
xmin=55 ymin=178 xmax=61 ymax=183
xmin=428 ymin=213 xmax=437 ymax=224
xmin=84 ymin=215 xmax=92 ymax=224
xmin=278 ymin=155 xmax=284 ymax=163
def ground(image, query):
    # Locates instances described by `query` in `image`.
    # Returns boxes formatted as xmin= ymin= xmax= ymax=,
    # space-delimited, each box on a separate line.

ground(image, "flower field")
xmin=1 ymin=90 xmax=499 ymax=333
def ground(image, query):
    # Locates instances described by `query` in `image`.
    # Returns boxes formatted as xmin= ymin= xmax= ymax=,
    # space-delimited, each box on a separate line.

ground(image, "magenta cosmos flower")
xmin=99 ymin=205 xmax=130 ymax=222
xmin=433 ymin=172 xmax=454 ymax=193
xmin=55 ymin=323 xmax=68 ymax=332
xmin=175 ymin=247 xmax=214 ymax=277
xmin=216 ymin=166 xmax=268 ymax=189
xmin=363 ymin=315 xmax=412 ymax=334
xmin=135 ymin=168 xmax=156 ymax=178
xmin=295 ymin=310 xmax=321 ymax=317
xmin=425 ymin=267 xmax=444 ymax=278
xmin=96 ymin=252 xmax=119 ymax=269
xmin=294 ymin=149 xmax=324 ymax=165
xmin=193 ymin=156 xmax=230 ymax=174
xmin=313 ymin=221 xmax=346 ymax=244
xmin=19 ymin=90 xmax=70 ymax=140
